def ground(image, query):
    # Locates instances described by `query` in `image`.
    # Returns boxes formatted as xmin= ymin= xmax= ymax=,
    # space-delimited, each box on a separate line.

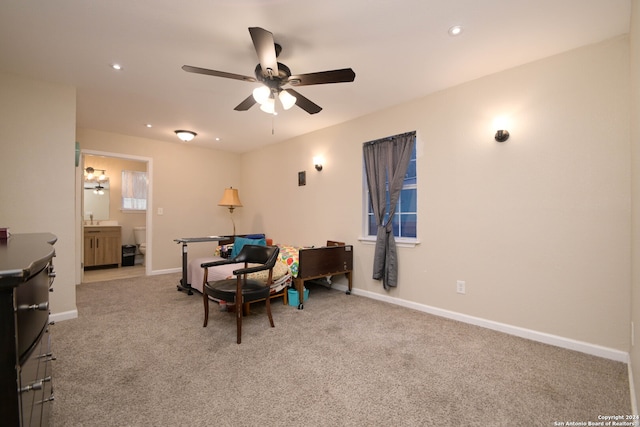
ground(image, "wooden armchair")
xmin=201 ymin=244 xmax=280 ymax=344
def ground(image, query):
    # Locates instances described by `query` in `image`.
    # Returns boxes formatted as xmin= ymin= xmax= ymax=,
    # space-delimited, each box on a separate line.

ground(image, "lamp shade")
xmin=259 ymin=97 xmax=276 ymax=114
xmin=218 ymin=187 xmax=242 ymax=208
xmin=279 ymin=90 xmax=297 ymax=110
xmin=252 ymin=86 xmax=271 ymax=104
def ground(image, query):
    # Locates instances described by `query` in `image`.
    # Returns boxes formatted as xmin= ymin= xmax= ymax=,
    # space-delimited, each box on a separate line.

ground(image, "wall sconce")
xmin=493 ymin=117 xmax=510 ymax=142
xmin=175 ymin=130 xmax=197 ymax=142
xmin=313 ymin=156 xmax=323 ymax=171
xmin=494 ymin=129 xmax=510 ymax=142
xmin=218 ymin=187 xmax=243 ymax=235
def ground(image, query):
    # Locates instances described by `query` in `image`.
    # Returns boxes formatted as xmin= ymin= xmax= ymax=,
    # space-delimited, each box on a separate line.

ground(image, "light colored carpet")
xmin=51 ymin=273 xmax=630 ymax=426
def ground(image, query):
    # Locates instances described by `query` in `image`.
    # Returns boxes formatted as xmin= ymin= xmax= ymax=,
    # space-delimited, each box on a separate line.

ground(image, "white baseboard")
xmin=630 ymin=364 xmax=638 ymax=416
xmin=332 ymin=283 xmax=629 ymax=363
xmin=151 ymin=267 xmax=181 ymax=276
xmin=50 ymin=309 xmax=78 ymax=323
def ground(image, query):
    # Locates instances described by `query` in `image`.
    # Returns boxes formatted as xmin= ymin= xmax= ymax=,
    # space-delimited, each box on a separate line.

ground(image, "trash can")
xmin=121 ymin=244 xmax=136 ymax=267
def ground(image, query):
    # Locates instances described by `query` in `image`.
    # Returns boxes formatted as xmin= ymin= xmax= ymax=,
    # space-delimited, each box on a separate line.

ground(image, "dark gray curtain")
xmin=363 ymin=131 xmax=415 ymax=289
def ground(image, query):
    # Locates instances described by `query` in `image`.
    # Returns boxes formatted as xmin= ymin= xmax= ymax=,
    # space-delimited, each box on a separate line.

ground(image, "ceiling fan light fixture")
xmin=252 ymin=85 xmax=271 ymax=104
xmin=279 ymin=90 xmax=297 ymax=110
xmin=259 ymin=97 xmax=276 ymax=114
xmin=182 ymin=27 xmax=355 ymax=116
xmin=174 ymin=130 xmax=197 ymax=142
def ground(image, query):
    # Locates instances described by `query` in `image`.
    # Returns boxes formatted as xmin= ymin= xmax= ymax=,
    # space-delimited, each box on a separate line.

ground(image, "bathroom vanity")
xmin=83 ymin=226 xmax=122 ymax=268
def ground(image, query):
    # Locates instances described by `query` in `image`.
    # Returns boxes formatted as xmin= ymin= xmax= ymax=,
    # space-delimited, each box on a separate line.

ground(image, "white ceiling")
xmin=0 ymin=0 xmax=631 ymax=153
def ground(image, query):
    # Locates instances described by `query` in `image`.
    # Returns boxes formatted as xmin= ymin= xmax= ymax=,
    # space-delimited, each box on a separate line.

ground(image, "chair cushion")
xmin=204 ymin=278 xmax=270 ymax=303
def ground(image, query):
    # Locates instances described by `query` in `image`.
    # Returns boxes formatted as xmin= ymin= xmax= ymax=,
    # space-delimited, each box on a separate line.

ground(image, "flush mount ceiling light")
xmin=174 ymin=130 xmax=197 ymax=142
xmin=111 ymin=63 xmax=122 ymax=70
xmin=448 ymin=25 xmax=463 ymax=36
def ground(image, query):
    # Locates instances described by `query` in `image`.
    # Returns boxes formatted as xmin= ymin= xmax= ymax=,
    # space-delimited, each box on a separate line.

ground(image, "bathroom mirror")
xmin=84 ymin=180 xmax=110 ymax=221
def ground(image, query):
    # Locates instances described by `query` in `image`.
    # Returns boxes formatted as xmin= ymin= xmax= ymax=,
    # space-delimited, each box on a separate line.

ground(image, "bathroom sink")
xmin=86 ymin=220 xmax=119 ymax=226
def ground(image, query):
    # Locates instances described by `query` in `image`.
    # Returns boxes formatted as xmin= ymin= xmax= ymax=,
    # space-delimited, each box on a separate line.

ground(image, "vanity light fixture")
xmin=85 ymin=167 xmax=107 ymax=181
xmin=175 ymin=130 xmax=197 ymax=142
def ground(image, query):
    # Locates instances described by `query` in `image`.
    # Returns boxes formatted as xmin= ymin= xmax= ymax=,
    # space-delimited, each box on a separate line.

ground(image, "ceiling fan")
xmin=182 ymin=27 xmax=356 ymax=115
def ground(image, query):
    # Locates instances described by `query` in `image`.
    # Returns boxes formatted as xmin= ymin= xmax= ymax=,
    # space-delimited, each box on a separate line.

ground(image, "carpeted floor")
xmin=51 ymin=273 xmax=631 ymax=426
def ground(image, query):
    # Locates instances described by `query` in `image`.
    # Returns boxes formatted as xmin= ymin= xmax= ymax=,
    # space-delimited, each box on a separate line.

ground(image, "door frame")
xmin=78 ymin=149 xmax=153 ymax=282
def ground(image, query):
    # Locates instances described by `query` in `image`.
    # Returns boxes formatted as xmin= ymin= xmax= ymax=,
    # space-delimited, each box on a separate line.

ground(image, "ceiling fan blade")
xmin=234 ymin=94 xmax=257 ymax=111
xmin=248 ymin=27 xmax=279 ymax=79
xmin=182 ymin=65 xmax=256 ymax=82
xmin=287 ymin=68 xmax=356 ymax=86
xmin=285 ymin=89 xmax=322 ymax=114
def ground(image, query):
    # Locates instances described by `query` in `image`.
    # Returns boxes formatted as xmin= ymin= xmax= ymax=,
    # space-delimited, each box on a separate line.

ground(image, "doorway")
xmin=79 ymin=150 xmax=153 ymax=283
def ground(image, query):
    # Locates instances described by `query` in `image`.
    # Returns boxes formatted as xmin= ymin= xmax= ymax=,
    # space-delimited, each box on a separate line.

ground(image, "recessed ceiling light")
xmin=215 ymin=137 xmax=221 ymax=141
xmin=111 ymin=63 xmax=122 ymax=70
xmin=448 ymin=25 xmax=463 ymax=36
xmin=145 ymin=124 xmax=152 ymax=128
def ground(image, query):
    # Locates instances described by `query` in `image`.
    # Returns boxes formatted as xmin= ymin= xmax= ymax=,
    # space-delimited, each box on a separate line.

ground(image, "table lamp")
xmin=218 ymin=187 xmax=242 ymax=235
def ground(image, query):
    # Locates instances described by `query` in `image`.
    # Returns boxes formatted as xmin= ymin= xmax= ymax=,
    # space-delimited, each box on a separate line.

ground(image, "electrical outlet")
xmin=456 ymin=280 xmax=466 ymax=294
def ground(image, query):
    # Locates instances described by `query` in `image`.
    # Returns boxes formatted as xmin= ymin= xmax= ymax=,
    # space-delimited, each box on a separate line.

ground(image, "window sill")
xmin=121 ymin=209 xmax=146 ymax=214
xmin=358 ymin=236 xmax=420 ymax=248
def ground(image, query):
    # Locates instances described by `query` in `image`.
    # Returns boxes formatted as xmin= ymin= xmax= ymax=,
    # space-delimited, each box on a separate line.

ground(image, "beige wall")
xmin=242 ymin=36 xmax=631 ymax=351
xmin=77 ymin=129 xmax=242 ymax=271
xmin=0 ymin=72 xmax=77 ymax=316
xmin=0 ymin=30 xmax=633 ymax=371
xmin=630 ymin=0 xmax=640 ymax=412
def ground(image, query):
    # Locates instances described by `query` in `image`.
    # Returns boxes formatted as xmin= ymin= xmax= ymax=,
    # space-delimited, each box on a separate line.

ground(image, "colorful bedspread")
xmin=277 ymin=244 xmax=300 ymax=277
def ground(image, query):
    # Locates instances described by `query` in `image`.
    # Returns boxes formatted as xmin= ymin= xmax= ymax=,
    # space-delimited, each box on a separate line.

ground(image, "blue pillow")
xmin=231 ymin=236 xmax=266 ymax=258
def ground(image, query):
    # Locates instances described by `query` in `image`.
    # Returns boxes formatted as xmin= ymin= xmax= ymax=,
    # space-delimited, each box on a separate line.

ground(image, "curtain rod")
xmin=363 ymin=130 xmax=416 ymax=146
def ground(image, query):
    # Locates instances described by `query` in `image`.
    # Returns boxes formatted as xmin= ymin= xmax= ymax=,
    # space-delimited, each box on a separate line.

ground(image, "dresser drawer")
xmin=16 ymin=264 xmax=50 ymax=362
xmin=19 ymin=327 xmax=53 ymax=427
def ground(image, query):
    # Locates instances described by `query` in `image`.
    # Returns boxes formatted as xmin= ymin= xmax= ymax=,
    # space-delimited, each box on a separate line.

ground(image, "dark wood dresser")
xmin=0 ymin=233 xmax=57 ymax=426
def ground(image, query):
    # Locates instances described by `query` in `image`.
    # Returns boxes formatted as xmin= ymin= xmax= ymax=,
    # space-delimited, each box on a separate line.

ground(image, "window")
xmin=363 ymin=134 xmax=417 ymax=241
xmin=121 ymin=170 xmax=148 ymax=211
